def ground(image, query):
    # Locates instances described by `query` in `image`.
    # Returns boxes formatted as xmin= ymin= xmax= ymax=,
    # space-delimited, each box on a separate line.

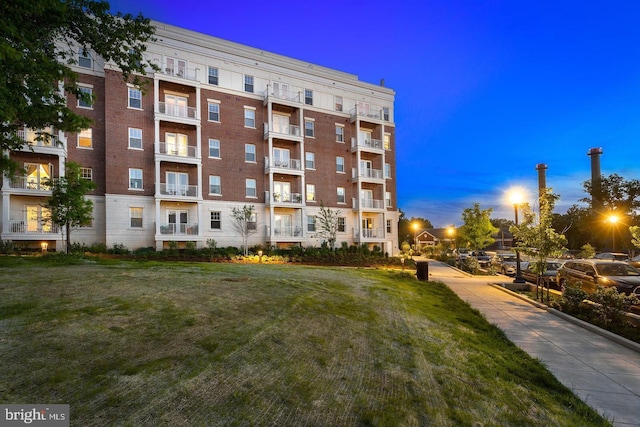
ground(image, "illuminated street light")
xmin=446 ymin=226 xmax=455 ymax=249
xmin=508 ymin=188 xmax=526 ymax=284
xmin=412 ymin=222 xmax=419 ymax=252
xmin=607 ymin=214 xmax=619 ymax=252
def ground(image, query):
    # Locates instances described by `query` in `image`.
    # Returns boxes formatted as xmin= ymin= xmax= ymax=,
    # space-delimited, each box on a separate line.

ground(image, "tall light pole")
xmin=412 ymin=222 xmax=419 ymax=252
xmin=447 ymin=226 xmax=455 ymax=250
xmin=509 ymin=189 xmax=526 ymax=284
xmin=607 ymin=214 xmax=619 ymax=252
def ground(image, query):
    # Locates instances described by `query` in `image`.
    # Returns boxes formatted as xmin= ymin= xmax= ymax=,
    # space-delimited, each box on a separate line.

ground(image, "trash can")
xmin=416 ymin=261 xmax=429 ymax=281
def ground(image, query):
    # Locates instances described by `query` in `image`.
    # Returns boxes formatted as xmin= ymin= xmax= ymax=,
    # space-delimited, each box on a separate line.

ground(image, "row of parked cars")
xmin=494 ymin=251 xmax=640 ymax=296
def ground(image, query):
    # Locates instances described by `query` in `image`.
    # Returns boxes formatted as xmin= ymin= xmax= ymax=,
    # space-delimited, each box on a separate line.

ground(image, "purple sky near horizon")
xmin=107 ymin=0 xmax=640 ymax=227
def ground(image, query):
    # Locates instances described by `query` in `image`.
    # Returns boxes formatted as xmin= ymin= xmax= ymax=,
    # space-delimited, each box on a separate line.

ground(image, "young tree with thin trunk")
xmin=458 ymin=203 xmax=498 ymax=250
xmin=314 ymin=204 xmax=341 ymax=250
xmin=43 ymin=162 xmax=96 ymax=253
xmin=231 ymin=205 xmax=257 ymax=256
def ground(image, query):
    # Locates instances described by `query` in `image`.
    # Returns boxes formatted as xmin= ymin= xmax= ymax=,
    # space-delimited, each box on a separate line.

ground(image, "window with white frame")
xmin=78 ymin=49 xmax=92 ymax=68
xmin=208 ymin=139 xmax=220 ymax=158
xmin=307 ymin=215 xmax=316 ymax=232
xmin=78 ymin=128 xmax=92 ymax=148
xmin=337 ymin=187 xmax=346 ymax=204
xmin=244 ymin=75 xmax=254 ymax=92
xmin=336 ymin=156 xmax=345 ymax=173
xmin=384 ymin=133 xmax=391 ymax=150
xmin=338 ymin=217 xmax=346 ymax=233
xmin=386 ymin=219 xmax=392 ymax=233
xmin=208 ymin=66 xmax=219 ymax=85
xmin=247 ymin=212 xmax=257 ymax=230
xmin=386 ymin=191 xmax=392 ymax=207
xmin=335 ymin=95 xmax=343 ymax=112
xmin=130 ymin=207 xmax=143 ymax=228
xmin=129 ymin=168 xmax=143 ymax=189
xmin=304 ymin=119 xmax=314 ymax=138
xmin=244 ymin=108 xmax=255 ymax=128
xmin=306 ymin=184 xmax=315 ymax=202
xmin=208 ymin=102 xmax=220 ymax=122
xmin=246 ymin=179 xmax=257 ymax=197
xmin=209 ymin=175 xmax=221 ymax=195
xmin=335 ymin=125 xmax=344 ymax=142
xmin=304 ymin=89 xmax=313 ymax=105
xmin=245 ymin=144 xmax=256 ymax=162
xmin=385 ymin=163 xmax=391 ymax=179
xmin=210 ymin=211 xmax=221 ymax=229
xmin=383 ymin=106 xmax=390 ymax=121
xmin=128 ymin=87 xmax=142 ymax=109
xmin=305 ymin=152 xmax=315 ymax=169
xmin=80 ymin=167 xmax=92 ymax=181
xmin=128 ymin=128 xmax=142 ymax=149
xmin=77 ymin=86 xmax=93 ymax=108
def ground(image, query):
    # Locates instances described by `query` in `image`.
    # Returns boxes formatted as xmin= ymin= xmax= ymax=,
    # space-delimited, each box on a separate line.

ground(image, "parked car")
xmin=556 ymin=259 xmax=640 ymax=295
xmin=470 ymin=250 xmax=492 ymax=267
xmin=454 ymin=248 xmax=470 ymax=261
xmin=521 ymin=261 xmax=563 ymax=289
xmin=593 ymin=252 xmax=629 ymax=261
xmin=628 ymin=254 xmax=640 ymax=269
xmin=495 ymin=253 xmax=519 ymax=276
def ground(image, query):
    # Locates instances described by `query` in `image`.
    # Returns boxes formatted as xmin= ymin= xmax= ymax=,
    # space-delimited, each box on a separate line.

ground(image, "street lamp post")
xmin=412 ymin=222 xmax=419 ymax=252
xmin=607 ymin=214 xmax=619 ymax=252
xmin=509 ymin=190 xmax=526 ymax=284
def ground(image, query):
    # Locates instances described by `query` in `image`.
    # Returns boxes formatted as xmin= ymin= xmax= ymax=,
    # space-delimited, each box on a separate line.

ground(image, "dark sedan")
xmin=522 ymin=261 xmax=563 ymax=289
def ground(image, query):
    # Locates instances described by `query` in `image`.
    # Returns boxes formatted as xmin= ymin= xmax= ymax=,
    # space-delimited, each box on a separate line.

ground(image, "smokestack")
xmin=588 ymin=148 xmax=603 ymax=213
xmin=536 ymin=163 xmax=547 ymax=198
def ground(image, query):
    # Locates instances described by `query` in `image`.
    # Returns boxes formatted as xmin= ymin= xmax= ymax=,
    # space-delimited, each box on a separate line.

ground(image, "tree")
xmin=314 ymin=204 xmax=341 ymax=250
xmin=458 ymin=203 xmax=498 ymax=250
xmin=231 ymin=205 xmax=257 ymax=256
xmin=510 ymin=189 xmax=567 ymax=300
xmin=0 ymin=0 xmax=157 ymax=174
xmin=43 ymin=162 xmax=96 ymax=253
xmin=398 ymin=209 xmax=433 ymax=247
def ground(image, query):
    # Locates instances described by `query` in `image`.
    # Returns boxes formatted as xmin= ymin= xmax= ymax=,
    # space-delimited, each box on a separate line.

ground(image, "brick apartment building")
xmin=1 ymin=21 xmax=399 ymax=255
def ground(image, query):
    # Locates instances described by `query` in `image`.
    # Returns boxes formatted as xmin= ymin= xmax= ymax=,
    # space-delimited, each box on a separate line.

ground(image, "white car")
xmin=495 ymin=253 xmax=518 ymax=276
xmin=455 ymin=248 xmax=470 ymax=261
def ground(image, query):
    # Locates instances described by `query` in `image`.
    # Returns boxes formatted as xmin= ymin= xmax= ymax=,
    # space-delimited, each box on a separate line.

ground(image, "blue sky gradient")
xmin=107 ymin=0 xmax=640 ymax=226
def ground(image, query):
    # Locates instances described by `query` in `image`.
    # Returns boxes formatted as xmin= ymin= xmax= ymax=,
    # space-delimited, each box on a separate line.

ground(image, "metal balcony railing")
xmin=9 ymin=177 xmax=56 ymax=191
xmin=264 ymin=157 xmax=302 ymax=171
xmin=351 ymin=137 xmax=383 ymax=150
xmin=263 ymin=86 xmax=301 ymax=103
xmin=160 ymin=66 xmax=198 ymax=81
xmin=159 ymin=223 xmax=199 ymax=235
xmin=352 ymin=198 xmax=385 ymax=210
xmin=265 ymin=191 xmax=303 ymax=204
xmin=352 ymin=168 xmax=383 ymax=180
xmin=17 ymin=129 xmax=59 ymax=146
xmin=157 ymin=142 xmax=197 ymax=158
xmin=263 ymin=122 xmax=301 ymax=137
xmin=9 ymin=220 xmax=59 ymax=234
xmin=354 ymin=227 xmax=384 ymax=239
xmin=157 ymin=102 xmax=197 ymax=119
xmin=159 ymin=183 xmax=197 ymax=197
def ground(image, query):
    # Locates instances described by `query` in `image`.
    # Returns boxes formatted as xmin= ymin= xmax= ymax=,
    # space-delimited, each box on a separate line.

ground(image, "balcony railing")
xmin=9 ymin=220 xmax=59 ymax=234
xmin=263 ymin=86 xmax=301 ymax=103
xmin=157 ymin=142 xmax=197 ymax=158
xmin=354 ymin=227 xmax=384 ymax=239
xmin=351 ymin=137 xmax=383 ymax=151
xmin=157 ymin=102 xmax=197 ymax=119
xmin=264 ymin=157 xmax=302 ymax=171
xmin=17 ymin=129 xmax=59 ymax=147
xmin=160 ymin=66 xmax=199 ymax=82
xmin=263 ymin=122 xmax=301 ymax=137
xmin=265 ymin=191 xmax=303 ymax=204
xmin=9 ymin=177 xmax=56 ymax=191
xmin=267 ymin=226 xmax=303 ymax=237
xmin=159 ymin=223 xmax=199 ymax=235
xmin=159 ymin=184 xmax=197 ymax=197
xmin=353 ymin=198 xmax=385 ymax=210
xmin=350 ymin=105 xmax=383 ymax=121
xmin=352 ymin=168 xmax=383 ymax=180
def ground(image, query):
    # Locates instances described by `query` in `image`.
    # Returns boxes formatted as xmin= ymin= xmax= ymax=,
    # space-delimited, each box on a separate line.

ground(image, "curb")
xmin=490 ymin=283 xmax=640 ymax=355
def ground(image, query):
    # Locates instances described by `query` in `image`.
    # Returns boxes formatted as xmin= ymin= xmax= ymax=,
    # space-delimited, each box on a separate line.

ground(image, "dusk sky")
xmin=107 ymin=0 xmax=640 ymax=227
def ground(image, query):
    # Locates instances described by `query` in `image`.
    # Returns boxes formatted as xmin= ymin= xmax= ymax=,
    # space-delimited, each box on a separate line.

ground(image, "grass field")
xmin=0 ymin=256 xmax=610 ymax=426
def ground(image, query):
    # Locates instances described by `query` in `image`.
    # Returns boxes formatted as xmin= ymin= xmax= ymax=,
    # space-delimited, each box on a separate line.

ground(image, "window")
xmin=306 ymin=184 xmax=315 ymax=202
xmin=208 ymin=139 xmax=220 ymax=158
xmin=209 ymin=175 xmax=221 ymax=195
xmin=77 ymin=86 xmax=93 ymax=108
xmin=208 ymin=66 xmax=219 ymax=85
xmin=338 ymin=217 xmax=346 ymax=233
xmin=244 ymin=108 xmax=255 ymax=128
xmin=128 ymin=128 xmax=142 ymax=149
xmin=337 ymin=187 xmax=345 ymax=204
xmin=210 ymin=211 xmax=221 ymax=229
xmin=248 ymin=213 xmax=257 ymax=230
xmin=128 ymin=88 xmax=142 ymax=109
xmin=78 ymin=128 xmax=92 ymax=148
xmin=78 ymin=49 xmax=92 ymax=68
xmin=307 ymin=215 xmax=316 ymax=232
xmin=80 ymin=167 xmax=92 ymax=181
xmin=129 ymin=168 xmax=143 ymax=189
xmin=383 ymin=106 xmax=390 ymax=121
xmin=335 ymin=95 xmax=343 ymax=112
xmin=130 ymin=207 xmax=143 ymax=228
xmin=335 ymin=125 xmax=344 ymax=142
xmin=386 ymin=191 xmax=392 ymax=207
xmin=208 ymin=102 xmax=220 ymax=122
xmin=385 ymin=163 xmax=391 ymax=179
xmin=305 ymin=152 xmax=315 ymax=169
xmin=384 ymin=133 xmax=391 ymax=150
xmin=336 ymin=156 xmax=345 ymax=173
xmin=304 ymin=120 xmax=314 ymax=138
xmin=245 ymin=144 xmax=256 ymax=162
xmin=386 ymin=219 xmax=392 ymax=233
xmin=246 ymin=179 xmax=257 ymax=197
xmin=304 ymin=89 xmax=313 ymax=105
xmin=244 ymin=75 xmax=254 ymax=93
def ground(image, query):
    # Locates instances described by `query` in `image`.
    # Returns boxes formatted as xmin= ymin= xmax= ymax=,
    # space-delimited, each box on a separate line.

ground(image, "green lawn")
xmin=0 ymin=257 xmax=610 ymax=426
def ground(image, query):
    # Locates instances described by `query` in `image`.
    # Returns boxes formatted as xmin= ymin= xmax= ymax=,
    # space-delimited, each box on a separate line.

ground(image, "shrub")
xmin=0 ymin=239 xmax=15 ymax=254
xmin=109 ymin=243 xmax=130 ymax=255
xmin=553 ymin=282 xmax=588 ymax=315
xmin=589 ymin=286 xmax=640 ymax=327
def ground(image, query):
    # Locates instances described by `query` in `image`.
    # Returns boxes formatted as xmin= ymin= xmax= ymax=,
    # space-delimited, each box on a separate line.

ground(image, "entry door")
xmin=168 ymin=210 xmax=188 ymax=234
xmin=361 ymin=189 xmax=373 ymax=209
xmin=275 ymin=214 xmax=292 ymax=236
xmin=273 ymin=182 xmax=291 ymax=202
xmin=359 ymin=129 xmax=372 ymax=145
xmin=26 ymin=206 xmax=51 ymax=232
xmin=362 ymin=218 xmax=373 ymax=238
xmin=273 ymin=148 xmax=290 ymax=168
xmin=272 ymin=114 xmax=290 ymax=134
xmin=165 ymin=94 xmax=188 ymax=117
xmin=357 ymin=101 xmax=370 ymax=116
xmin=360 ymin=160 xmax=373 ymax=178
xmin=25 ymin=163 xmax=52 ymax=190
xmin=167 ymin=172 xmax=189 ymax=195
xmin=165 ymin=133 xmax=188 ymax=156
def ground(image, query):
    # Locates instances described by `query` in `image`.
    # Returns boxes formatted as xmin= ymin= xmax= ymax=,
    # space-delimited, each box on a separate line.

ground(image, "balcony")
xmin=264 ymin=157 xmax=303 ymax=175
xmin=352 ymin=168 xmax=384 ymax=182
xmin=9 ymin=220 xmax=59 ymax=234
xmin=159 ymin=66 xmax=199 ymax=82
xmin=267 ymin=226 xmax=303 ymax=238
xmin=352 ymin=198 xmax=386 ymax=211
xmin=16 ymin=129 xmax=64 ymax=154
xmin=354 ymin=227 xmax=385 ymax=240
xmin=263 ymin=86 xmax=301 ymax=106
xmin=263 ymin=123 xmax=302 ymax=141
xmin=159 ymin=223 xmax=199 ymax=235
xmin=350 ymin=105 xmax=384 ymax=122
xmin=156 ymin=142 xmax=198 ymax=164
xmin=158 ymin=184 xmax=198 ymax=198
xmin=156 ymin=102 xmax=198 ymax=124
xmin=265 ymin=191 xmax=303 ymax=206
xmin=8 ymin=177 xmax=56 ymax=192
xmin=351 ymin=137 xmax=384 ymax=153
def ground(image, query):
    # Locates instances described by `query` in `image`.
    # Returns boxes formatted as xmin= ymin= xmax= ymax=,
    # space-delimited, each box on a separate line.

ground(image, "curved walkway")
xmin=422 ymin=259 xmax=640 ymax=427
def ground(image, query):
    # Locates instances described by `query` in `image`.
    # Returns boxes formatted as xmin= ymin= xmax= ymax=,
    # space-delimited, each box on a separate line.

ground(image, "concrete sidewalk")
xmin=422 ymin=259 xmax=640 ymax=427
